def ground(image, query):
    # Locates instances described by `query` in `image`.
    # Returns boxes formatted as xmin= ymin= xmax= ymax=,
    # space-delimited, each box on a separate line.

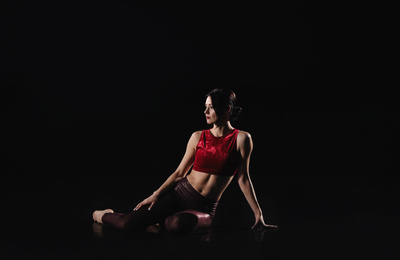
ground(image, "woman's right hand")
xmin=133 ymin=192 xmax=159 ymax=211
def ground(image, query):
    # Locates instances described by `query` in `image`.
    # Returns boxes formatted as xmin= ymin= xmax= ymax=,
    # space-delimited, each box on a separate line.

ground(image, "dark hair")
xmin=205 ymin=88 xmax=242 ymax=122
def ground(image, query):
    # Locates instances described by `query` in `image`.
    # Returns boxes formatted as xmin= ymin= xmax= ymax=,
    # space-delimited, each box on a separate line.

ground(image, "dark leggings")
xmin=102 ymin=177 xmax=218 ymax=233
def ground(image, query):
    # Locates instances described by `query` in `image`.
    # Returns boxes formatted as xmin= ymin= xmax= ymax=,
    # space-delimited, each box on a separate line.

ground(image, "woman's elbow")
xmin=237 ymin=174 xmax=249 ymax=187
xmin=173 ymin=169 xmax=187 ymax=179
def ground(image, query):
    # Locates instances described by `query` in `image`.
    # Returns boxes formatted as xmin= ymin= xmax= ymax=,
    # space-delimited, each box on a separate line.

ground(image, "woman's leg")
xmin=164 ymin=210 xmax=212 ymax=233
xmin=94 ymin=191 xmax=184 ymax=231
xmin=163 ymin=178 xmax=218 ymax=233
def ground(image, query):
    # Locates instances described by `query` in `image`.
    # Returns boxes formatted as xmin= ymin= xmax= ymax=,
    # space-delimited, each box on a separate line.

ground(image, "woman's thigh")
xmin=103 ymin=192 xmax=184 ymax=230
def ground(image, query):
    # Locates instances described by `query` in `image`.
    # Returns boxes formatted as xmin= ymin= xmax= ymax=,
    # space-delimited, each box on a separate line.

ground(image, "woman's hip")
xmin=172 ymin=177 xmax=219 ymax=217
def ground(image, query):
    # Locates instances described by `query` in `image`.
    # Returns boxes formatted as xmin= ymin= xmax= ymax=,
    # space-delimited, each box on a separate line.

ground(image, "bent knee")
xmin=164 ymin=211 xmax=212 ymax=233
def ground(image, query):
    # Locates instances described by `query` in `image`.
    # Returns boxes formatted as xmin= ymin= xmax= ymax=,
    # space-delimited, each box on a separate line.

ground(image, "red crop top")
xmin=193 ymin=128 xmax=240 ymax=176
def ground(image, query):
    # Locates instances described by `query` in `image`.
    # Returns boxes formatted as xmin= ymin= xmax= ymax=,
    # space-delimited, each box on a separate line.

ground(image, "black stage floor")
xmin=1 ymin=172 xmax=398 ymax=259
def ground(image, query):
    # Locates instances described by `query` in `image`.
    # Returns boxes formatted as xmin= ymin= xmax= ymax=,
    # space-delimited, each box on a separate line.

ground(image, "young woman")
xmin=93 ymin=89 xmax=277 ymax=232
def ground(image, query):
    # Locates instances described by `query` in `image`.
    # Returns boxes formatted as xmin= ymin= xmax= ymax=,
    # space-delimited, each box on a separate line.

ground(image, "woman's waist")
xmin=186 ymin=170 xmax=233 ymax=201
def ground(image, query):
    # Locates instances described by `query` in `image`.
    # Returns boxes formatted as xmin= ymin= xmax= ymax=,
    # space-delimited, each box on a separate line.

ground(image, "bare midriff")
xmin=186 ymin=170 xmax=235 ymax=201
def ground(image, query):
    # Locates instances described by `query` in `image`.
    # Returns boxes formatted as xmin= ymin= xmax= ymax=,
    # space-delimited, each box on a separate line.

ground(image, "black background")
xmin=1 ymin=0 xmax=399 ymax=258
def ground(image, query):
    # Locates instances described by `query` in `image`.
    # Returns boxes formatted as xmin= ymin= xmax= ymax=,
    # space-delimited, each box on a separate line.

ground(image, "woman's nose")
xmin=204 ymin=108 xmax=209 ymax=114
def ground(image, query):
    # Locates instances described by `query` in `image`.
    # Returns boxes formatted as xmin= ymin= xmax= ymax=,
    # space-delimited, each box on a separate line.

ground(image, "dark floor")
xmin=1 ymin=171 xmax=398 ymax=260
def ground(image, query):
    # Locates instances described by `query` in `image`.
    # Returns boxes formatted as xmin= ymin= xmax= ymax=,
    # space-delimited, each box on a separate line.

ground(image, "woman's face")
xmin=204 ymin=96 xmax=218 ymax=124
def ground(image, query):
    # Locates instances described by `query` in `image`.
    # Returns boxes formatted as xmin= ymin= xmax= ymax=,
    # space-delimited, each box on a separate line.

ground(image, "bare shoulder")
xmin=237 ymin=130 xmax=253 ymax=148
xmin=237 ymin=130 xmax=253 ymax=155
xmin=193 ymin=130 xmax=203 ymax=135
xmin=188 ymin=130 xmax=203 ymax=145
xmin=237 ymin=130 xmax=252 ymax=141
xmin=191 ymin=130 xmax=203 ymax=139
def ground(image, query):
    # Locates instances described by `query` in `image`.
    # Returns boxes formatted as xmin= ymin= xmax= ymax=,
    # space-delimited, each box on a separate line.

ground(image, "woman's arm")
xmin=134 ymin=131 xmax=201 ymax=210
xmin=236 ymin=132 xmax=277 ymax=229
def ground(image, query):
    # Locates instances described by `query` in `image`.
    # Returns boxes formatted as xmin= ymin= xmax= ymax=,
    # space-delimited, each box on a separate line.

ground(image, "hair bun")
xmin=231 ymin=106 xmax=242 ymax=122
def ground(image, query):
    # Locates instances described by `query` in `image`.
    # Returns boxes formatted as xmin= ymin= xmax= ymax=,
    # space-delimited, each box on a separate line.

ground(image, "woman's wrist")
xmin=152 ymin=190 xmax=162 ymax=198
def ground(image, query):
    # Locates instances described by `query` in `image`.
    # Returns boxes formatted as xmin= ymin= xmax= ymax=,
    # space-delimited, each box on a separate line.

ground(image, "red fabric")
xmin=193 ymin=129 xmax=240 ymax=176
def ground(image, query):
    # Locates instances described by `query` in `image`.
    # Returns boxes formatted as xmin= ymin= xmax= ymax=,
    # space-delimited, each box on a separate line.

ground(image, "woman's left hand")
xmin=133 ymin=192 xmax=159 ymax=211
xmin=252 ymin=214 xmax=278 ymax=230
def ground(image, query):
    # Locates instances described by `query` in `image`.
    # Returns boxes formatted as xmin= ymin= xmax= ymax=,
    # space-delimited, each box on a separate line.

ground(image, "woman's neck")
xmin=211 ymin=121 xmax=234 ymax=137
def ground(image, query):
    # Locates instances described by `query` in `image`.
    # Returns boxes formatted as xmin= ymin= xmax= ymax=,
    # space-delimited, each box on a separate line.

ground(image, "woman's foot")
xmin=93 ymin=209 xmax=114 ymax=224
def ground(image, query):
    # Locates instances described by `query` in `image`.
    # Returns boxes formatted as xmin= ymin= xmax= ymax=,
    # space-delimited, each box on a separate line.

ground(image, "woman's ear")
xmin=223 ymin=106 xmax=232 ymax=120
xmin=225 ymin=106 xmax=232 ymax=115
